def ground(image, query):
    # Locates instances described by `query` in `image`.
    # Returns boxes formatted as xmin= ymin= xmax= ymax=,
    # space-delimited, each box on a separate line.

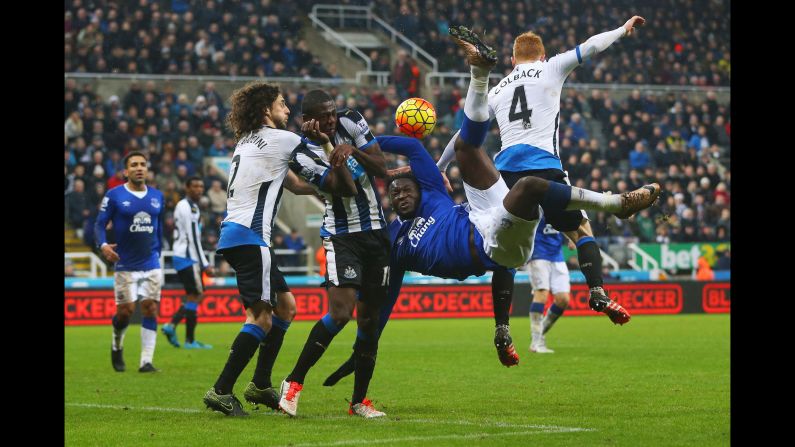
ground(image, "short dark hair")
xmin=301 ymin=89 xmax=334 ymax=115
xmin=123 ymin=150 xmax=148 ymax=168
xmin=186 ymin=175 xmax=203 ymax=187
xmin=387 ymin=171 xmax=418 ymax=189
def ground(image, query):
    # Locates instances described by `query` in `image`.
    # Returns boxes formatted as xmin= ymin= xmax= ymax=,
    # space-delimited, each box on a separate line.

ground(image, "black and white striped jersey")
xmin=289 ymin=109 xmax=386 ymax=237
xmin=217 ymin=125 xmax=302 ymax=250
xmin=172 ymin=197 xmax=209 ymax=271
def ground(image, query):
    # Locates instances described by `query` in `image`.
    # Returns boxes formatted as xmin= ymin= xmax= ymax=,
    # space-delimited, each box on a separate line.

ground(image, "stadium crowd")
xmin=378 ymin=0 xmax=730 ymax=86
xmin=65 ymin=0 xmax=730 ymax=272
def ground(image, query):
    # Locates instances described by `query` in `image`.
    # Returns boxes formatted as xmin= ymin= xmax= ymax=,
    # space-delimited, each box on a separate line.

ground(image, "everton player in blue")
xmin=324 ymin=32 xmax=659 ymax=385
xmin=95 ymin=151 xmax=165 ymax=373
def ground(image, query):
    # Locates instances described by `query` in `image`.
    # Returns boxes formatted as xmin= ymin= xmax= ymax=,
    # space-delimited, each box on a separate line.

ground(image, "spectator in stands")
xmin=629 ymin=141 xmax=651 ymax=170
xmin=283 ymin=229 xmax=306 ymax=268
xmin=206 ymin=179 xmax=227 ymax=220
xmin=65 ymin=111 xmax=84 ymax=143
xmin=66 ymin=178 xmax=91 ymax=237
xmin=715 ymin=248 xmax=730 ymax=270
xmin=392 ymin=50 xmax=413 ymax=100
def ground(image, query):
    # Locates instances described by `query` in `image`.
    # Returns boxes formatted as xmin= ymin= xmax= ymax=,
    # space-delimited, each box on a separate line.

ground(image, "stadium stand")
xmin=65 ymin=0 xmax=729 ymax=276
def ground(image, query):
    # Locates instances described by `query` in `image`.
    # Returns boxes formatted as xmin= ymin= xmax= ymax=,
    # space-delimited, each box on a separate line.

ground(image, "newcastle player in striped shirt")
xmin=161 ymin=176 xmax=213 ymax=350
xmin=202 ymin=82 xmax=321 ymax=417
xmin=278 ymin=90 xmax=391 ymax=418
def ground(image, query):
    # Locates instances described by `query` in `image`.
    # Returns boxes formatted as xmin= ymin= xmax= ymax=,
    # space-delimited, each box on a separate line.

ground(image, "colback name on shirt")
xmin=492 ymin=68 xmax=544 ymax=95
xmin=238 ymin=132 xmax=269 ymax=150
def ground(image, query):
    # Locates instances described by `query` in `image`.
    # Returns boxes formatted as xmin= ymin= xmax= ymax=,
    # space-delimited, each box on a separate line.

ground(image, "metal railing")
xmin=600 ymin=249 xmax=620 ymax=272
xmin=64 ymin=72 xmax=361 ymax=86
xmin=627 ymin=243 xmax=661 ymax=279
xmin=311 ymin=4 xmax=439 ymax=72
xmin=64 ymin=252 xmax=107 ymax=278
xmin=356 ymin=70 xmax=391 ymax=87
xmin=308 ymin=8 xmax=372 ymax=72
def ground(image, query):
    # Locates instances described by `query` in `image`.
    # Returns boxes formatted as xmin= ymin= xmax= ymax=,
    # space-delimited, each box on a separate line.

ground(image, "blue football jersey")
xmin=95 ymin=185 xmax=164 ymax=271
xmin=530 ymin=216 xmax=564 ymax=262
xmin=378 ymin=136 xmax=499 ymax=281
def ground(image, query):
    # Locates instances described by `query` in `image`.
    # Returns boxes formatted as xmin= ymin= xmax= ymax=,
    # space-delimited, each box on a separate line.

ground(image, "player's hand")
xmin=204 ymin=266 xmax=215 ymax=277
xmin=101 ymin=243 xmax=120 ymax=263
xmin=301 ymin=119 xmax=330 ymax=145
xmin=329 ymin=144 xmax=355 ymax=168
xmin=567 ymin=240 xmax=576 ymax=251
xmin=387 ymin=165 xmax=412 ymax=177
xmin=440 ymin=171 xmax=453 ymax=194
xmin=623 ymin=16 xmax=645 ymax=36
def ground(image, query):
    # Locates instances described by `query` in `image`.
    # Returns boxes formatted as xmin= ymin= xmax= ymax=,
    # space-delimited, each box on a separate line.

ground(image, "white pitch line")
xmin=274 ymin=429 xmax=590 ymax=447
xmin=67 ymin=403 xmax=593 ymax=434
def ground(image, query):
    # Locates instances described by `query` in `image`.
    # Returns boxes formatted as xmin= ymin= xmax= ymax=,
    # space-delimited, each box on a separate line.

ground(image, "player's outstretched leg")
xmin=111 ymin=313 xmax=129 ymax=372
xmin=162 ymin=300 xmax=186 ymax=348
xmin=323 ymin=353 xmax=355 ymax=387
xmin=279 ymin=287 xmax=356 ymax=416
xmin=245 ymin=293 xmax=296 ymax=410
xmin=183 ymin=300 xmax=213 ymax=349
xmin=492 ymin=267 xmax=519 ymax=366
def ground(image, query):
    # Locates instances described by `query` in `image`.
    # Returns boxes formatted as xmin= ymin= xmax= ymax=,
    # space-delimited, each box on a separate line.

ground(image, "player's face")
xmin=389 ymin=178 xmax=420 ymax=219
xmin=187 ymin=180 xmax=204 ymax=201
xmin=305 ymin=101 xmax=337 ymax=139
xmin=125 ymin=156 xmax=148 ymax=185
xmin=268 ymin=94 xmax=290 ymax=129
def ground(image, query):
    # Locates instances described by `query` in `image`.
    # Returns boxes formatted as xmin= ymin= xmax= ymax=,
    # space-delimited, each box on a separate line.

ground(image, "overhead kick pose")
xmin=323 ymin=29 xmax=659 ymax=385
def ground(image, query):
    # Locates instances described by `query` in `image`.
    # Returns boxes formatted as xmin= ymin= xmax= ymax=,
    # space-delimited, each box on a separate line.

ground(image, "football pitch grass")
xmin=66 ymin=314 xmax=729 ymax=446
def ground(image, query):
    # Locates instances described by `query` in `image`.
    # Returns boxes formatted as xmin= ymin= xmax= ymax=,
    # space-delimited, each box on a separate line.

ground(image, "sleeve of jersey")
xmin=289 ymin=147 xmax=330 ymax=189
xmin=94 ymin=193 xmax=114 ymax=248
xmin=341 ymin=111 xmax=376 ymax=150
xmin=375 ymin=135 xmax=446 ymax=194
xmin=547 ymin=48 xmax=583 ymax=79
xmin=279 ymin=131 xmax=304 ymax=159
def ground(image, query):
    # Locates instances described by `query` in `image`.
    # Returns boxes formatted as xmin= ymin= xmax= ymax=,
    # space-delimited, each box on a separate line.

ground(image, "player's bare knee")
xmin=328 ymin=299 xmax=354 ymax=326
xmin=516 ymin=176 xmax=548 ymax=200
xmin=140 ymin=300 xmax=158 ymax=317
xmin=554 ymin=293 xmax=571 ymax=308
xmin=274 ymin=292 xmax=297 ymax=321
xmin=116 ymin=304 xmax=134 ymax=320
xmin=453 ymin=136 xmax=477 ymax=153
xmin=252 ymin=311 xmax=273 ymax=333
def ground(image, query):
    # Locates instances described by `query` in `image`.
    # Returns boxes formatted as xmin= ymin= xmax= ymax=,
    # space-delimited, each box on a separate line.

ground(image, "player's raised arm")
xmin=581 ymin=15 xmax=645 ymax=60
xmin=550 ymin=15 xmax=645 ymax=76
xmin=332 ymin=110 xmax=387 ymax=178
xmin=375 ymin=135 xmax=447 ymax=194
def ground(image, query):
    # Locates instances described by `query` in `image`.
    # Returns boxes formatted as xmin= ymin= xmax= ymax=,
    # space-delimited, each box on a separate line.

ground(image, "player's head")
xmin=388 ymin=172 xmax=421 ymax=219
xmin=123 ymin=151 xmax=148 ymax=186
xmin=302 ymin=89 xmax=337 ymax=139
xmin=226 ymin=82 xmax=288 ymax=139
xmin=513 ymin=31 xmax=545 ymax=65
xmin=185 ymin=176 xmax=204 ymax=201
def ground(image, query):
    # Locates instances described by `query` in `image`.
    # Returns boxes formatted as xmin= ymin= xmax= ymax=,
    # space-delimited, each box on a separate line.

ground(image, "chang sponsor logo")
xmin=129 ymin=211 xmax=155 ymax=233
xmin=408 ymin=216 xmax=436 ymax=248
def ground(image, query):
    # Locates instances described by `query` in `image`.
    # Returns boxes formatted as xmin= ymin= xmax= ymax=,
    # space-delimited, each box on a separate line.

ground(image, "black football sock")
xmin=576 ymin=237 xmax=604 ymax=289
xmin=491 ymin=268 xmax=514 ymax=327
xmin=351 ymin=334 xmax=378 ymax=405
xmin=323 ymin=353 xmax=356 ymax=387
xmin=213 ymin=324 xmax=266 ymax=395
xmin=252 ymin=315 xmax=290 ymax=389
xmin=171 ymin=304 xmax=186 ymax=326
xmin=286 ymin=314 xmax=341 ymax=384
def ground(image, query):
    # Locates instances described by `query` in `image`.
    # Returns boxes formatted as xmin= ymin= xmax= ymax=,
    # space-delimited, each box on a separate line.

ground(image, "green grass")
xmin=66 ymin=314 xmax=729 ymax=446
